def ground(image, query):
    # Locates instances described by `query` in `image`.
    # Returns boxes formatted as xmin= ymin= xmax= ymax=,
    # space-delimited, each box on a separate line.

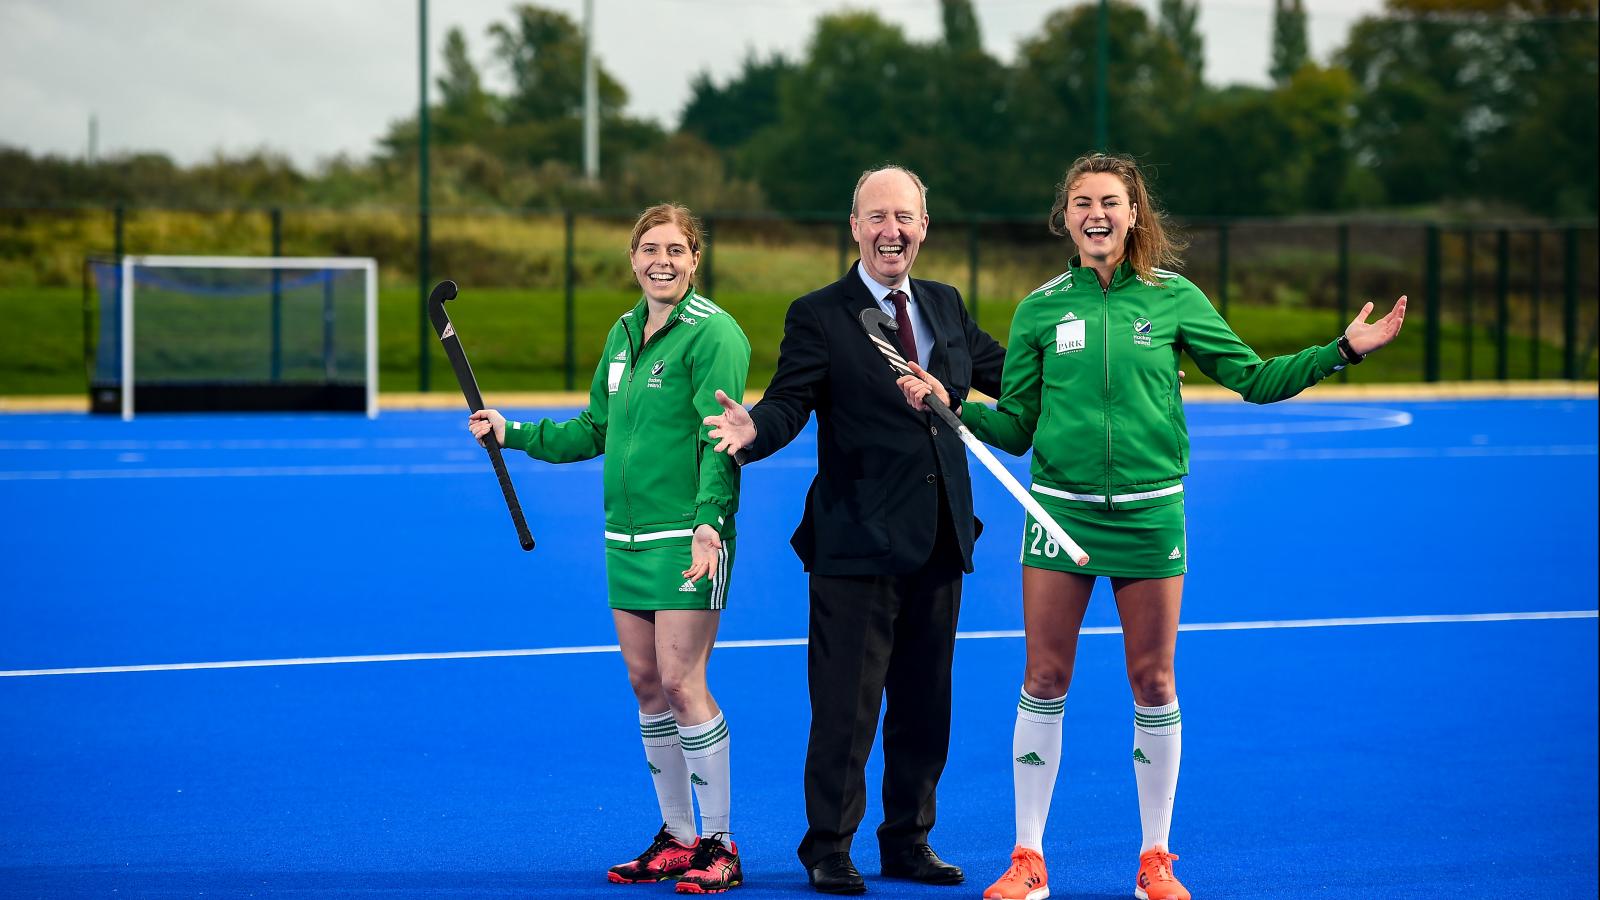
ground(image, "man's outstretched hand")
xmin=705 ymin=389 xmax=756 ymax=455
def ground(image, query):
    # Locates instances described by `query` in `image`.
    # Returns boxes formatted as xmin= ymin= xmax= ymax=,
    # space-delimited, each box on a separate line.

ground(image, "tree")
xmin=609 ymin=133 xmax=766 ymax=212
xmin=1271 ymin=0 xmax=1310 ymax=85
xmin=1158 ymin=0 xmax=1204 ymax=83
xmin=743 ymin=13 xmax=932 ymax=213
xmin=918 ymin=0 xmax=1019 ymax=215
xmin=1008 ymin=2 xmax=1198 ymax=211
xmin=488 ymin=4 xmax=626 ymax=126
xmin=679 ymin=52 xmax=792 ymax=155
xmin=737 ymin=9 xmax=1021 ymax=216
xmin=1155 ymin=87 xmax=1294 ymax=215
xmin=1271 ymin=64 xmax=1367 ymax=210
xmin=1479 ymin=5 xmax=1598 ymax=213
xmin=434 ymin=27 xmax=497 ymax=145
xmin=1338 ymin=0 xmax=1599 ymax=211
xmin=941 ymin=0 xmax=982 ymax=56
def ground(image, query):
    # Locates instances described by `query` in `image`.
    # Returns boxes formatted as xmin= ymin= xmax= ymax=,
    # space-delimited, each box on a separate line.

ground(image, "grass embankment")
xmin=2 ymin=284 xmax=1590 ymax=397
xmin=2 ymin=208 xmax=1593 ymax=394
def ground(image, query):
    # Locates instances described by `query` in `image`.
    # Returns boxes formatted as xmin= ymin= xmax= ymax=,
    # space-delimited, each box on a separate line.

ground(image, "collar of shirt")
xmin=856 ymin=260 xmax=932 ymax=365
xmin=856 ymin=261 xmax=914 ymax=308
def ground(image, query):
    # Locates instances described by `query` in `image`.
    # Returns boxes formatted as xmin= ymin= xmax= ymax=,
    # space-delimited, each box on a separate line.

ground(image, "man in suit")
xmin=704 ymin=165 xmax=1005 ymax=894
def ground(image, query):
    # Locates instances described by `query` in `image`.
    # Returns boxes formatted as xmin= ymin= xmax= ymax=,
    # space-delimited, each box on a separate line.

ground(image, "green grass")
xmin=3 ymin=285 xmax=1592 ymax=396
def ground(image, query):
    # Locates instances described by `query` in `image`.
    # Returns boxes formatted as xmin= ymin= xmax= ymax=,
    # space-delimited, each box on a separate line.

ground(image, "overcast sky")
xmin=1 ymin=0 xmax=1385 ymax=170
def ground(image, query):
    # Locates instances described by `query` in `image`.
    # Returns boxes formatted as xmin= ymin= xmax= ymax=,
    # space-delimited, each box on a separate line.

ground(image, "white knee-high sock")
xmin=1132 ymin=700 xmax=1182 ymax=852
xmin=678 ymin=712 xmax=731 ymax=837
xmin=1014 ymin=688 xmax=1066 ymax=852
xmin=639 ymin=710 xmax=696 ymax=844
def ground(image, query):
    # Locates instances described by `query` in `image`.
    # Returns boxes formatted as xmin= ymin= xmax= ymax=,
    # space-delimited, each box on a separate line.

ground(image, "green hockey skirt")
xmin=606 ymin=538 xmax=736 ymax=611
xmin=1020 ymin=495 xmax=1187 ymax=579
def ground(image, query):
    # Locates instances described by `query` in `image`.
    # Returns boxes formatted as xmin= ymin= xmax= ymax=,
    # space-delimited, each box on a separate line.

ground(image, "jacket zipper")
xmin=620 ymin=305 xmax=680 ymax=533
xmin=1101 ymin=281 xmax=1114 ymax=510
xmin=618 ymin=316 xmax=639 ymax=532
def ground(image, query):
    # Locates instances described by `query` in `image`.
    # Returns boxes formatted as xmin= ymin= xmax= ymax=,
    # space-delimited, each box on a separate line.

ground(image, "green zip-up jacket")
xmin=962 ymin=258 xmax=1348 ymax=510
xmin=502 ymin=290 xmax=750 ymax=547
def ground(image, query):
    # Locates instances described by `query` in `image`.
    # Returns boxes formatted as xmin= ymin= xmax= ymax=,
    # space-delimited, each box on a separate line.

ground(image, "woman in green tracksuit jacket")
xmin=470 ymin=204 xmax=750 ymax=893
xmin=897 ymin=154 xmax=1406 ymax=900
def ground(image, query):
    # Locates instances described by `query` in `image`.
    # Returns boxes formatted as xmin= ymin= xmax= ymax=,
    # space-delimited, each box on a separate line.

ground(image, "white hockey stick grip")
xmin=956 ymin=427 xmax=1089 ymax=567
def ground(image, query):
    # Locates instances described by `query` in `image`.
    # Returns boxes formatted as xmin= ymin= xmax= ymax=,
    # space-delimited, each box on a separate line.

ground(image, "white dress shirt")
xmin=857 ymin=263 xmax=933 ymax=366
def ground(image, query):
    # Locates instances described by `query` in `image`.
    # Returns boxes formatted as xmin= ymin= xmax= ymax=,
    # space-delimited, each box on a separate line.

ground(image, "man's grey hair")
xmin=850 ymin=165 xmax=929 ymax=217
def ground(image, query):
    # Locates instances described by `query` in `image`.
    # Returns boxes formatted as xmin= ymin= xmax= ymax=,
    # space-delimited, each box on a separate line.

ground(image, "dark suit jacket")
xmin=745 ymin=263 xmax=1006 ymax=577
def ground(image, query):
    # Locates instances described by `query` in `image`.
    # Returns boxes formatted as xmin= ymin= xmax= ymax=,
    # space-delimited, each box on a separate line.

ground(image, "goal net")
xmin=87 ymin=255 xmax=378 ymax=419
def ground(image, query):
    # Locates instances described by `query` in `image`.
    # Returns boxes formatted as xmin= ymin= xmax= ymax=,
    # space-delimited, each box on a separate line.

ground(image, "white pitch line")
xmin=1188 ymin=404 xmax=1412 ymax=437
xmin=956 ymin=609 xmax=1598 ymax=640
xmin=1191 ymin=444 xmax=1598 ymax=462
xmin=1 ymin=610 xmax=1592 ymax=679
xmin=2 ymin=444 xmax=1595 ymax=481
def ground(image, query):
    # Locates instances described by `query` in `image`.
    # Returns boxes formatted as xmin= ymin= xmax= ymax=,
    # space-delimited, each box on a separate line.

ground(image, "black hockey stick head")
xmin=429 ymin=279 xmax=459 ymax=304
xmin=426 ymin=280 xmax=459 ymax=337
xmin=859 ymin=306 xmax=898 ymax=334
xmin=857 ymin=307 xmax=914 ymax=377
xmin=857 ymin=306 xmax=965 ymax=430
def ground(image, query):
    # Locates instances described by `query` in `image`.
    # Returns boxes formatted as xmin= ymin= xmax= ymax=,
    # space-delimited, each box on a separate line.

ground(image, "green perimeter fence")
xmin=1 ymin=204 xmax=1596 ymax=397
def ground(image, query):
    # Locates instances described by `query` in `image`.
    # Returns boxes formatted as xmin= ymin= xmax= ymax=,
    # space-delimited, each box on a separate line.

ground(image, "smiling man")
xmin=703 ymin=166 xmax=1007 ymax=894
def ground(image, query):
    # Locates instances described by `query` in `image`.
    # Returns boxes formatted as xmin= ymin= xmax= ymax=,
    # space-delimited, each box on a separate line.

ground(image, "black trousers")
xmin=796 ymin=501 xmax=964 ymax=867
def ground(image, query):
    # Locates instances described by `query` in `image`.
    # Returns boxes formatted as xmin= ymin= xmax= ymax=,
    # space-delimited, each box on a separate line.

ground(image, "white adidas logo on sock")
xmin=1167 ymin=546 xmax=1182 ymax=560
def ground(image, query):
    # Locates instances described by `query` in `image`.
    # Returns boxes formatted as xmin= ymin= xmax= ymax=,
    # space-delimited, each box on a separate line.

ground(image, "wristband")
xmin=1337 ymin=334 xmax=1365 ymax=365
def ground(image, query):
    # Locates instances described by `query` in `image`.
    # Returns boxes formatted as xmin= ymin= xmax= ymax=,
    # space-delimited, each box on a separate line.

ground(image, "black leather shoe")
xmin=880 ymin=843 xmax=964 ymax=884
xmin=808 ymin=852 xmax=867 ymax=894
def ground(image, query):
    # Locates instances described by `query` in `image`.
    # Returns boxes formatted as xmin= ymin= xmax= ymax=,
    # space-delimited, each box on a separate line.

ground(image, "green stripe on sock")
xmin=1019 ymin=694 xmax=1065 ymax=715
xmin=679 ymin=720 xmax=729 ymax=751
xmin=641 ymin=722 xmax=678 ymax=738
xmin=1135 ymin=711 xmax=1182 ymax=727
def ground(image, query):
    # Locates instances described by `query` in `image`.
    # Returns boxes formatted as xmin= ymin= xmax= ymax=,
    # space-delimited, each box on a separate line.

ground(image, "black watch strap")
xmin=1337 ymin=334 xmax=1365 ymax=365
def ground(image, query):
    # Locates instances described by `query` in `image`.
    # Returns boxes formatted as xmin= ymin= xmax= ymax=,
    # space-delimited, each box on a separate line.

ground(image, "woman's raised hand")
xmin=895 ymin=360 xmax=951 ymax=413
xmin=1345 ymin=295 xmax=1408 ymax=356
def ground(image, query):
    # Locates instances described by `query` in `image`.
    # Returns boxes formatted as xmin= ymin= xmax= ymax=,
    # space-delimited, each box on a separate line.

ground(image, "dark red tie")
xmin=886 ymin=289 xmax=918 ymax=365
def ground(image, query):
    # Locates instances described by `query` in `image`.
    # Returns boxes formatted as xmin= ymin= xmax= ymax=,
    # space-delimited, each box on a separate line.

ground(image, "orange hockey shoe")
xmin=1134 ymin=847 xmax=1190 ymax=900
xmin=675 ymin=833 xmax=742 ymax=894
xmin=607 ymin=825 xmax=699 ymax=884
xmin=983 ymin=845 xmax=1049 ymax=900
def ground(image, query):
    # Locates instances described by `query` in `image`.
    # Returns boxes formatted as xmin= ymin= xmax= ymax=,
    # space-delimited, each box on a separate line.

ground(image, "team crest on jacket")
xmin=648 ymin=360 xmax=666 ymax=388
xmin=1132 ymin=317 xmax=1153 ymax=346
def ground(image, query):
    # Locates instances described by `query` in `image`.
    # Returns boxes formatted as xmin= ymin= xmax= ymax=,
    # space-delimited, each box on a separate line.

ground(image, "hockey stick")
xmin=857 ymin=307 xmax=1088 ymax=567
xmin=427 ymin=280 xmax=536 ymax=552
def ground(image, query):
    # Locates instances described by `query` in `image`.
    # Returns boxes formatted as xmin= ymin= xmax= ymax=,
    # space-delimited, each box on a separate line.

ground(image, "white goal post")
xmin=116 ymin=255 xmax=378 ymax=421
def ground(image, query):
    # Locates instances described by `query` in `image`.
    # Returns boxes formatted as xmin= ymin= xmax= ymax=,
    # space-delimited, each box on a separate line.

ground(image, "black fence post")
xmin=322 ymin=270 xmax=336 ymax=380
xmin=702 ymin=216 xmax=715 ymax=302
xmin=1530 ymin=230 xmax=1542 ymax=378
xmin=113 ymin=204 xmax=124 ymax=390
xmin=837 ymin=221 xmax=849 ymax=275
xmin=1424 ymin=224 xmax=1441 ymax=383
xmin=1337 ymin=223 xmax=1349 ymax=382
xmin=563 ymin=210 xmax=576 ymax=391
xmin=270 ymin=207 xmax=283 ymax=382
xmin=81 ymin=256 xmax=94 ymax=392
xmin=418 ymin=208 xmax=431 ymax=392
xmin=1495 ymin=230 xmax=1510 ymax=381
xmin=967 ymin=221 xmax=980 ymax=327
xmin=1217 ymin=222 xmax=1230 ymax=318
xmin=1564 ymin=227 xmax=1579 ymax=380
xmin=1462 ymin=230 xmax=1474 ymax=381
